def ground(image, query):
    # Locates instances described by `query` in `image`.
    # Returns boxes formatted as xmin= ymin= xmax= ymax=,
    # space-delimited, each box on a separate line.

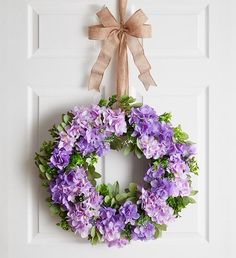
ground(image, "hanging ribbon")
xmin=88 ymin=0 xmax=156 ymax=97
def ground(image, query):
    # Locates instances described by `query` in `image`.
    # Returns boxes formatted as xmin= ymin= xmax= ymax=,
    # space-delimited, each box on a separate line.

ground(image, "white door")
xmin=1 ymin=0 xmax=236 ymax=257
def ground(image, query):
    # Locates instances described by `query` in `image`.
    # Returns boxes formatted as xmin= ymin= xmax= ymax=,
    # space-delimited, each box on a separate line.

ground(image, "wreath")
xmin=35 ymin=95 xmax=199 ymax=247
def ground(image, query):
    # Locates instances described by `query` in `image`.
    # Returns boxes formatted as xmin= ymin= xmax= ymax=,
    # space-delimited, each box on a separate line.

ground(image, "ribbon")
xmin=88 ymin=0 xmax=156 ymax=97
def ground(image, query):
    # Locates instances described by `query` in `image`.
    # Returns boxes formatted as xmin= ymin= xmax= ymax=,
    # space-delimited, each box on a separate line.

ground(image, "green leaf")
xmin=114 ymin=181 xmax=119 ymax=195
xmin=107 ymin=95 xmax=117 ymax=107
xmin=116 ymin=193 xmax=127 ymax=202
xmin=183 ymin=196 xmax=196 ymax=205
xmin=92 ymin=172 xmax=101 ymax=179
xmin=96 ymin=184 xmax=109 ymax=197
xmin=111 ymin=197 xmax=116 ymax=207
xmin=155 ymin=224 xmax=167 ymax=231
xmin=57 ymin=124 xmax=64 ymax=132
xmin=56 ymin=218 xmax=69 ymax=231
xmin=123 ymin=144 xmax=133 ymax=156
xmin=49 ymin=205 xmax=60 ymax=215
xmin=39 ymin=164 xmax=46 ymax=173
xmin=167 ymin=195 xmax=196 ymax=216
xmin=173 ymin=125 xmax=189 ymax=143
xmin=190 ymin=190 xmax=198 ymax=196
xmin=45 ymin=172 xmax=52 ymax=180
xmin=188 ymin=157 xmax=199 ymax=175
xmin=128 ymin=182 xmax=137 ymax=193
xmin=90 ymin=226 xmax=96 ymax=238
xmin=159 ymin=112 xmax=172 ymax=123
xmin=104 ymin=195 xmax=111 ymax=204
xmin=107 ymin=183 xmax=113 ymax=194
xmin=98 ymin=98 xmax=107 ymax=107
xmin=62 ymin=114 xmax=70 ymax=124
xmin=131 ymin=103 xmax=143 ymax=108
xmin=134 ymin=146 xmax=142 ymax=159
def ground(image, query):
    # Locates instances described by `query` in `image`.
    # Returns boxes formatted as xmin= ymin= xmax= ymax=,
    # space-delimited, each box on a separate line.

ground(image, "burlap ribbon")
xmin=88 ymin=0 xmax=156 ymax=97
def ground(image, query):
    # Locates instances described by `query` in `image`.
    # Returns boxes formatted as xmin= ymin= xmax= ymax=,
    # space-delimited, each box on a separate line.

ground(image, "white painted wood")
xmin=1 ymin=0 xmax=236 ymax=257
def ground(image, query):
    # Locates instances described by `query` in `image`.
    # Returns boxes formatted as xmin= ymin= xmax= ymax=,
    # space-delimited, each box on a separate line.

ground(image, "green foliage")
xmin=35 ymin=141 xmax=57 ymax=185
xmin=121 ymin=223 xmax=132 ymax=240
xmin=48 ymin=113 xmax=73 ymax=137
xmin=190 ymin=190 xmax=198 ymax=196
xmin=56 ymin=218 xmax=70 ymax=231
xmin=107 ymin=95 xmax=117 ymax=107
xmin=153 ymin=223 xmax=167 ymax=238
xmin=49 ymin=204 xmax=61 ymax=215
xmin=159 ymin=112 xmax=172 ymax=123
xmin=66 ymin=153 xmax=84 ymax=171
xmin=88 ymin=226 xmax=102 ymax=245
xmin=119 ymin=95 xmax=143 ymax=112
xmin=136 ymin=212 xmax=151 ymax=226
xmin=153 ymin=156 xmax=168 ymax=169
xmin=86 ymin=165 xmax=101 ymax=187
xmin=167 ymin=196 xmax=196 ymax=216
xmin=134 ymin=145 xmax=143 ymax=159
xmin=173 ymin=125 xmax=189 ymax=143
xmin=98 ymin=98 xmax=108 ymax=107
xmin=96 ymin=184 xmax=109 ymax=197
xmin=98 ymin=181 xmax=138 ymax=208
xmin=188 ymin=157 xmax=199 ymax=175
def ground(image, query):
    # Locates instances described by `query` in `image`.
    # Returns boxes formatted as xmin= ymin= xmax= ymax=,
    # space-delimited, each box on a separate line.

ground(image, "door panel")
xmin=2 ymin=0 xmax=236 ymax=258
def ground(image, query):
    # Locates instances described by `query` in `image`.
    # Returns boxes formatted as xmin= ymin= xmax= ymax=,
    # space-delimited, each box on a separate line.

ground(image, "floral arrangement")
xmin=35 ymin=95 xmax=199 ymax=247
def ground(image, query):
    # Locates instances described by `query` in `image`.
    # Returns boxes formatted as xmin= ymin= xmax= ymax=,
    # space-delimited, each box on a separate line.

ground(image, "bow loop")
xmin=97 ymin=7 xmax=119 ymax=27
xmin=125 ymin=9 xmax=148 ymax=32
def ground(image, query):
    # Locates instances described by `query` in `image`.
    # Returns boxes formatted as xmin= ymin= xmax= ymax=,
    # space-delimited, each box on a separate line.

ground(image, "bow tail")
xmin=88 ymin=33 xmax=120 ymax=92
xmin=127 ymin=35 xmax=157 ymax=90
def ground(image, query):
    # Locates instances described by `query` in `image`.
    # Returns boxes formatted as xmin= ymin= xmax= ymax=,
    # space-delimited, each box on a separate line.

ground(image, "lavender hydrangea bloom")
xmin=129 ymin=105 xmax=159 ymax=137
xmin=144 ymin=165 xmax=173 ymax=200
xmin=119 ymin=201 xmax=140 ymax=225
xmin=103 ymin=108 xmax=127 ymax=136
xmin=171 ymin=177 xmax=191 ymax=197
xmin=76 ymin=128 xmax=110 ymax=157
xmin=168 ymin=154 xmax=188 ymax=178
xmin=132 ymin=222 xmax=155 ymax=241
xmin=67 ymin=208 xmax=93 ymax=238
xmin=140 ymin=188 xmax=174 ymax=225
xmin=96 ymin=207 xmax=127 ymax=247
xmin=137 ymin=135 xmax=163 ymax=159
xmin=49 ymin=167 xmax=101 ymax=209
xmin=49 ymin=147 xmax=70 ymax=170
xmin=49 ymin=167 xmax=102 ymax=238
xmin=58 ymin=131 xmax=76 ymax=152
xmin=144 ymin=165 xmax=165 ymax=183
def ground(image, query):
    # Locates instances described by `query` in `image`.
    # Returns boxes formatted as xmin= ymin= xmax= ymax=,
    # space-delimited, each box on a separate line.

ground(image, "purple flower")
xmin=129 ymin=105 xmax=159 ymax=137
xmin=140 ymin=188 xmax=174 ymax=224
xmin=49 ymin=167 xmax=102 ymax=239
xmin=76 ymin=129 xmax=110 ymax=157
xmin=132 ymin=222 xmax=155 ymax=241
xmin=58 ymin=131 xmax=76 ymax=152
xmin=144 ymin=165 xmax=165 ymax=183
xmin=96 ymin=206 xmax=127 ymax=247
xmin=150 ymin=178 xmax=174 ymax=200
xmin=67 ymin=208 xmax=92 ymax=238
xmin=49 ymin=147 xmax=70 ymax=170
xmin=171 ymin=177 xmax=191 ymax=197
xmin=103 ymin=108 xmax=127 ymax=136
xmin=119 ymin=201 xmax=140 ymax=225
xmin=168 ymin=154 xmax=188 ymax=177
xmin=137 ymin=135 xmax=164 ymax=159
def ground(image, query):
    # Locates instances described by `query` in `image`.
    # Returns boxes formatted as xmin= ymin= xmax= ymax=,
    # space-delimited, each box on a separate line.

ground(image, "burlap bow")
xmin=88 ymin=0 xmax=156 ymax=97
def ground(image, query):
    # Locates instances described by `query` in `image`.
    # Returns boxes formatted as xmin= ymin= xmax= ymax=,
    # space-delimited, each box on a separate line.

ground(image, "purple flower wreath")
xmin=35 ymin=95 xmax=199 ymax=247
